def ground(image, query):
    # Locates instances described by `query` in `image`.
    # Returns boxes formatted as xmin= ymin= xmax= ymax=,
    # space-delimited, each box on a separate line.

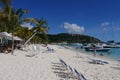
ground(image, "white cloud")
xmin=101 ymin=22 xmax=111 ymax=26
xmin=63 ymin=22 xmax=85 ymax=34
xmin=21 ymin=23 xmax=33 ymax=29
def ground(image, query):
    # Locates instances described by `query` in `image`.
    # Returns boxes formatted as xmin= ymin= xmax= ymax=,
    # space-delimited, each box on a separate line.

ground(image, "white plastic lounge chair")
xmin=32 ymin=45 xmax=37 ymax=51
xmin=66 ymin=66 xmax=79 ymax=79
xmin=74 ymin=68 xmax=87 ymax=80
xmin=58 ymin=58 xmax=87 ymax=80
xmin=60 ymin=59 xmax=67 ymax=67
xmin=92 ymin=59 xmax=109 ymax=65
xmin=66 ymin=65 xmax=74 ymax=75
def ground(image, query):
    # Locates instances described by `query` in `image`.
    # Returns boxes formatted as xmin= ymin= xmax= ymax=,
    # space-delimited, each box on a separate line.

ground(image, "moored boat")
xmin=85 ymin=47 xmax=110 ymax=52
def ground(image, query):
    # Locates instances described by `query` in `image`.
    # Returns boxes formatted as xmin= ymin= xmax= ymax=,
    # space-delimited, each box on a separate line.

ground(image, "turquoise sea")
xmin=59 ymin=43 xmax=120 ymax=60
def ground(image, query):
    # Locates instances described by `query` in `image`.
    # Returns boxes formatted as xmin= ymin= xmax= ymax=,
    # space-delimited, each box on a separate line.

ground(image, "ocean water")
xmin=59 ymin=43 xmax=120 ymax=60
xmin=107 ymin=48 xmax=120 ymax=60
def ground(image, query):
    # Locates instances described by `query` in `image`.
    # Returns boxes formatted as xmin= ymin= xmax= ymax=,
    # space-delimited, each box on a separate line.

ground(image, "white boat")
xmin=84 ymin=43 xmax=110 ymax=52
xmin=85 ymin=47 xmax=110 ymax=52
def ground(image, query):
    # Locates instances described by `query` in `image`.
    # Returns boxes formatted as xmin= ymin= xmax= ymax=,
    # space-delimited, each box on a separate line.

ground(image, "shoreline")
xmin=68 ymin=45 xmax=120 ymax=62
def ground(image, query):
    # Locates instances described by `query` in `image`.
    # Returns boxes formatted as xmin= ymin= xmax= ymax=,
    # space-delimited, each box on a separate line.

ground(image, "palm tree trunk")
xmin=24 ymin=32 xmax=37 ymax=45
xmin=11 ymin=32 xmax=14 ymax=55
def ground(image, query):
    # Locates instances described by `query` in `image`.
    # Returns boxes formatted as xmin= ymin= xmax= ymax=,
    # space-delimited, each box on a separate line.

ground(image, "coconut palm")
xmin=15 ymin=26 xmax=33 ymax=41
xmin=24 ymin=18 xmax=49 ymax=45
xmin=31 ymin=35 xmax=42 ymax=43
xmin=0 ymin=0 xmax=11 ymax=7
xmin=0 ymin=3 xmax=10 ymax=32
xmin=0 ymin=0 xmax=49 ymax=54
xmin=0 ymin=0 xmax=29 ymax=54
xmin=5 ymin=8 xmax=28 ymax=55
xmin=0 ymin=0 xmax=12 ymax=22
xmin=10 ymin=9 xmax=29 ymax=54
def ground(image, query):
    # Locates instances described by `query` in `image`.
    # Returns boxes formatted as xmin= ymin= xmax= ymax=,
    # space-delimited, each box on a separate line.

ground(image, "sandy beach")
xmin=0 ymin=44 xmax=120 ymax=80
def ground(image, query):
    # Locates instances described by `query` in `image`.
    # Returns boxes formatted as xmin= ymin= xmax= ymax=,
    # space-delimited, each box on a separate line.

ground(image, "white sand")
xmin=0 ymin=44 xmax=120 ymax=80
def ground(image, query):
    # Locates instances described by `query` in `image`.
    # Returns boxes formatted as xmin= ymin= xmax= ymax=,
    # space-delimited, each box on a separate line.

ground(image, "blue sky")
xmin=13 ymin=0 xmax=120 ymax=42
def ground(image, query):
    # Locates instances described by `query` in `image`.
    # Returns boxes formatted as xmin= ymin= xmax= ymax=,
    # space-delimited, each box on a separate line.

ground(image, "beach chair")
xmin=91 ymin=59 xmax=109 ymax=65
xmin=74 ymin=69 xmax=87 ymax=80
xmin=67 ymin=65 xmax=73 ymax=73
xmin=58 ymin=58 xmax=88 ymax=80
xmin=63 ymin=64 xmax=81 ymax=79
xmin=65 ymin=65 xmax=78 ymax=79
xmin=67 ymin=65 xmax=74 ymax=74
xmin=59 ymin=60 xmax=76 ymax=79
xmin=32 ymin=45 xmax=37 ymax=51
xmin=60 ymin=59 xmax=67 ymax=67
xmin=26 ymin=45 xmax=32 ymax=51
xmin=56 ymin=58 xmax=68 ymax=71
xmin=25 ymin=45 xmax=38 ymax=57
xmin=47 ymin=47 xmax=54 ymax=52
xmin=102 ymin=60 xmax=109 ymax=64
xmin=43 ymin=47 xmax=54 ymax=53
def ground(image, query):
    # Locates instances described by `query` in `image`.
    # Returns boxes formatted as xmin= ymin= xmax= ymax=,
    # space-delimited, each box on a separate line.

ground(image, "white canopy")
xmin=0 ymin=32 xmax=12 ymax=37
xmin=13 ymin=36 xmax=22 ymax=41
xmin=0 ymin=32 xmax=22 ymax=41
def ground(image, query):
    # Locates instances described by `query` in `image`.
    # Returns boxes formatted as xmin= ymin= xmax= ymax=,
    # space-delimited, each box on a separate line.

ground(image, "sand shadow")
xmin=25 ymin=54 xmax=36 ymax=57
xmin=51 ymin=62 xmax=76 ymax=80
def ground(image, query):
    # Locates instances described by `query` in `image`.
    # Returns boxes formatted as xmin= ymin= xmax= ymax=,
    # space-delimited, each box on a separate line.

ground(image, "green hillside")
xmin=47 ymin=33 xmax=101 ymax=43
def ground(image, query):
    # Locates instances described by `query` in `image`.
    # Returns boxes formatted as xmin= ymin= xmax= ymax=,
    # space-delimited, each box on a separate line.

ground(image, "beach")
xmin=0 ymin=44 xmax=120 ymax=80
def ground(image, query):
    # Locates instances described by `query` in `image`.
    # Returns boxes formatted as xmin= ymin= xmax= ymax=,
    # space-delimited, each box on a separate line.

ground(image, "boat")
xmin=85 ymin=47 xmax=110 ymax=52
xmin=85 ymin=43 xmax=110 ymax=52
xmin=103 ymin=41 xmax=120 ymax=48
xmin=81 ymin=43 xmax=91 ymax=49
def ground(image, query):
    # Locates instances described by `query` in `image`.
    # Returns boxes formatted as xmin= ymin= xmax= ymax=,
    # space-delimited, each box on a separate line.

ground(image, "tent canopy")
xmin=0 ymin=32 xmax=12 ymax=37
xmin=0 ymin=32 xmax=22 ymax=41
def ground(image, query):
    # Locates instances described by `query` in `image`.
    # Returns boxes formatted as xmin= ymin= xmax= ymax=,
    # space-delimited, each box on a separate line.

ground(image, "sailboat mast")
xmin=111 ymin=22 xmax=114 ymax=41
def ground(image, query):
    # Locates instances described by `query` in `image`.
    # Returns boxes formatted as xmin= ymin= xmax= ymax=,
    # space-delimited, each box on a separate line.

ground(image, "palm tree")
xmin=15 ymin=26 xmax=33 ymax=41
xmin=10 ymin=8 xmax=29 ymax=55
xmin=0 ymin=0 xmax=29 ymax=55
xmin=31 ymin=35 xmax=42 ymax=43
xmin=0 ymin=0 xmax=11 ymax=7
xmin=24 ymin=18 xmax=49 ymax=45
xmin=0 ymin=0 xmax=48 ymax=54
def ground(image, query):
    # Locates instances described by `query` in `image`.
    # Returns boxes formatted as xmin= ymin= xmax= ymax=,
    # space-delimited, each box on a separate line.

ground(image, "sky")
xmin=12 ymin=0 xmax=120 ymax=42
